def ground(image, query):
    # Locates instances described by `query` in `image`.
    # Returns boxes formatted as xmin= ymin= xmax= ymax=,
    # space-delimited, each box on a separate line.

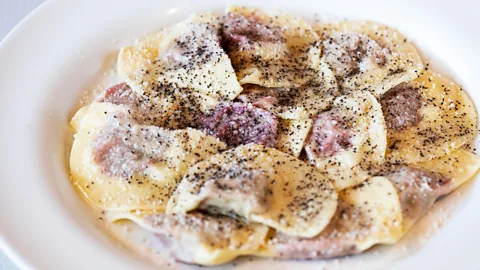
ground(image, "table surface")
xmin=0 ymin=1 xmax=45 ymax=268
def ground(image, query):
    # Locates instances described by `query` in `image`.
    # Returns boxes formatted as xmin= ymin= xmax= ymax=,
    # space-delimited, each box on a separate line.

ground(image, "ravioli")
xmin=384 ymin=71 xmax=478 ymax=164
xmin=304 ymin=90 xmax=387 ymax=190
xmin=236 ymin=61 xmax=339 ymax=119
xmin=266 ymin=176 xmax=403 ymax=258
xmin=117 ymin=12 xmax=242 ymax=110
xmin=267 ymin=149 xmax=480 ymax=259
xmin=415 ymin=149 xmax=480 ymax=190
xmin=314 ymin=21 xmax=424 ymax=97
xmin=107 ymin=211 xmax=269 ymax=266
xmin=167 ymin=144 xmax=338 ymax=238
xmin=96 ymin=82 xmax=209 ymax=129
xmin=70 ymin=102 xmax=227 ymax=212
xmin=381 ymin=148 xmax=480 ymax=234
xmin=223 ymin=6 xmax=322 ymax=88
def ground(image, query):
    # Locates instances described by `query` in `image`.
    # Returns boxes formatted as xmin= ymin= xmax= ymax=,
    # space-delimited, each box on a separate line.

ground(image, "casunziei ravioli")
xmin=68 ymin=5 xmax=479 ymax=266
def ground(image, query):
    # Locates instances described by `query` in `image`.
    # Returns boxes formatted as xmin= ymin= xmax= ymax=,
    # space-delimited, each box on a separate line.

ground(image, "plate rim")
xmin=0 ymin=1 xmax=52 ymax=268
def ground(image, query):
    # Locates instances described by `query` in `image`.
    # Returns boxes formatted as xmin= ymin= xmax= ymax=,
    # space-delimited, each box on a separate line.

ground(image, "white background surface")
xmin=0 ymin=1 xmax=44 ymax=268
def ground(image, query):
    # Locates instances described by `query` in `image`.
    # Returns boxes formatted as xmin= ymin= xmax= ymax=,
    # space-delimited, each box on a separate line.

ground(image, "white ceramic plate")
xmin=0 ymin=0 xmax=479 ymax=269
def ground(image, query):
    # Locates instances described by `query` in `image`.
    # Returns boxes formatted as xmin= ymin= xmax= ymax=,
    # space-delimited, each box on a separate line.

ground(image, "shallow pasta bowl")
xmin=0 ymin=0 xmax=478 ymax=269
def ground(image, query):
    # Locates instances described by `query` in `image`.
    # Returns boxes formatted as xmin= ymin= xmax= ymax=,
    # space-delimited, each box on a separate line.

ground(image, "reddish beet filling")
xmin=222 ymin=13 xmax=284 ymax=49
xmin=306 ymin=113 xmax=352 ymax=158
xmin=199 ymin=102 xmax=279 ymax=148
xmin=92 ymin=133 xmax=150 ymax=177
xmin=380 ymin=83 xmax=423 ymax=130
